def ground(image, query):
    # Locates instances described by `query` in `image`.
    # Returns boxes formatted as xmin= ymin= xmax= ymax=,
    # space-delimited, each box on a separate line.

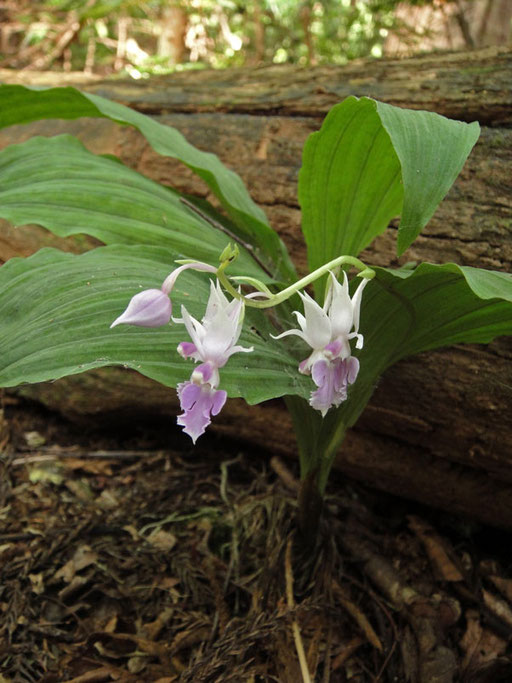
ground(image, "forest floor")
xmin=1 ymin=396 xmax=511 ymax=683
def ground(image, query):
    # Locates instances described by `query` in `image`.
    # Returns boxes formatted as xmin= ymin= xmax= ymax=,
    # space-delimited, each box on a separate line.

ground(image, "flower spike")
xmin=274 ymin=271 xmax=368 ymax=416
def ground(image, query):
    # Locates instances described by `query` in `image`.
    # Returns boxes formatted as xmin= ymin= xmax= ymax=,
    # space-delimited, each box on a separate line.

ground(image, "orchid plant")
xmin=0 ymin=85 xmax=512 ymax=529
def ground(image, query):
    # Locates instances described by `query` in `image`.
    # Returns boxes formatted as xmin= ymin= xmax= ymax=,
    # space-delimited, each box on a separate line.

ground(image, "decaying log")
xmin=1 ymin=46 xmax=511 ymax=528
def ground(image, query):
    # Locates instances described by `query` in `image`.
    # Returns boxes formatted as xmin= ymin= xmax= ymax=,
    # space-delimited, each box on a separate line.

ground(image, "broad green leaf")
xmin=370 ymin=263 xmax=512 ymax=361
xmin=299 ymin=96 xmax=480 ymax=282
xmin=0 ymin=245 xmax=310 ymax=404
xmin=299 ymin=97 xmax=403 ymax=274
xmin=0 ymin=84 xmax=295 ymax=280
xmin=375 ymin=101 xmax=480 ymax=256
xmin=340 ymin=262 xmax=512 ymax=427
xmin=0 ymin=134 xmax=266 ymax=279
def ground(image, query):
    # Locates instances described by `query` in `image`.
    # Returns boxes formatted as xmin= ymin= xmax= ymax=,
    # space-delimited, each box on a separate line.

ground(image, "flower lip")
xmin=110 ymin=288 xmax=172 ymax=328
xmin=177 ymin=381 xmax=227 ymax=443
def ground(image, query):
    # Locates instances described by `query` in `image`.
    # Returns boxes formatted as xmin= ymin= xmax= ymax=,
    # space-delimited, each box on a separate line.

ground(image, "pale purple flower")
xmin=176 ymin=280 xmax=253 ymax=443
xmin=274 ymin=272 xmax=367 ymax=416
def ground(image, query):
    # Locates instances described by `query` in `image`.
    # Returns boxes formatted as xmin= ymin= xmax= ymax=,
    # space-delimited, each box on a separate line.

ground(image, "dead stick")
xmin=285 ymin=537 xmax=312 ymax=683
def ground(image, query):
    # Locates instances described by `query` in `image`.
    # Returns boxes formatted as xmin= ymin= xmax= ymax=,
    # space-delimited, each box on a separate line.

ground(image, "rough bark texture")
xmin=1 ymin=46 xmax=511 ymax=527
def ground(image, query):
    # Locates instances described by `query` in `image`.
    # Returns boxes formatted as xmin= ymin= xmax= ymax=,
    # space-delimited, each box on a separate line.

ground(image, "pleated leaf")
xmin=0 ymin=245 xmax=310 ymax=403
xmin=331 ymin=262 xmax=512 ymax=432
xmin=0 ymin=83 xmax=295 ymax=279
xmin=0 ymin=134 xmax=265 ymax=279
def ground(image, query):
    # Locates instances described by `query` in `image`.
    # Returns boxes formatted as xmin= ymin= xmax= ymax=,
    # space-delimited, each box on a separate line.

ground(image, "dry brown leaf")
xmin=460 ymin=609 xmax=507 ymax=672
xmin=0 ymin=543 xmax=13 ymax=558
xmin=489 ymin=575 xmax=512 ymax=603
xmin=62 ymin=457 xmax=114 ymax=476
xmin=104 ymin=614 xmax=118 ymax=634
xmin=333 ymin=581 xmax=383 ymax=651
xmin=331 ymin=636 xmax=364 ymax=672
xmin=54 ymin=545 xmax=98 ymax=583
xmin=58 ymin=574 xmax=89 ymax=602
xmin=28 ymin=572 xmax=44 ymax=595
xmin=122 ymin=524 xmax=140 ymax=541
xmin=408 ymin=515 xmax=464 ymax=581
xmin=482 ymin=588 xmax=512 ymax=629
xmin=61 ymin=663 xmax=126 ymax=682
xmin=140 ymin=607 xmax=174 ymax=641
xmin=65 ymin=478 xmax=95 ymax=501
xmin=147 ymin=529 xmax=177 ymax=551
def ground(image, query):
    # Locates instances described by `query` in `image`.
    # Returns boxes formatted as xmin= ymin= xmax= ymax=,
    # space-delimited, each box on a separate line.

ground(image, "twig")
xmin=270 ymin=456 xmax=300 ymax=493
xmin=23 ymin=19 xmax=81 ymax=71
xmin=332 ymin=579 xmax=383 ymax=651
xmin=12 ymin=449 xmax=161 ymax=466
xmin=285 ymin=537 xmax=312 ymax=683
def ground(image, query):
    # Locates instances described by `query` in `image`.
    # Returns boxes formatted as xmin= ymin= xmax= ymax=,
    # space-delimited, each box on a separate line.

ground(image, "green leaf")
xmin=375 ymin=101 xmax=480 ymax=256
xmin=0 ymin=245 xmax=310 ymax=404
xmin=299 ymin=97 xmax=480 ymax=281
xmin=0 ymin=83 xmax=295 ymax=280
xmin=299 ymin=97 xmax=403 ymax=273
xmin=330 ymin=262 xmax=512 ymax=432
xmin=370 ymin=263 xmax=512 ymax=362
xmin=0 ymin=134 xmax=266 ymax=279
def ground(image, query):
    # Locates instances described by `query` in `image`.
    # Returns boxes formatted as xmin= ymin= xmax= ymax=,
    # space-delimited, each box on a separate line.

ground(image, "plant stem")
xmin=217 ymin=253 xmax=375 ymax=309
xmin=317 ymin=418 xmax=347 ymax=495
xmin=296 ymin=468 xmax=323 ymax=547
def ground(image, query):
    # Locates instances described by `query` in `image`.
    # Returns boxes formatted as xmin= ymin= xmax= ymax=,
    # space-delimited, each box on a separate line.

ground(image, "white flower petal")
xmin=351 ymin=277 xmax=368 ymax=334
xmin=299 ymin=292 xmax=332 ymax=349
xmin=180 ymin=305 xmax=206 ymax=354
xmin=271 ymin=328 xmax=308 ymax=342
xmin=328 ymin=272 xmax=353 ymax=339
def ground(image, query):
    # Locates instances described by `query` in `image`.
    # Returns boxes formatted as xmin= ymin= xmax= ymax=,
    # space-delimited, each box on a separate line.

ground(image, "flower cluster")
xmin=273 ymin=272 xmax=367 ymax=416
xmin=111 ymin=262 xmax=251 ymax=443
xmin=111 ymin=258 xmax=369 ymax=441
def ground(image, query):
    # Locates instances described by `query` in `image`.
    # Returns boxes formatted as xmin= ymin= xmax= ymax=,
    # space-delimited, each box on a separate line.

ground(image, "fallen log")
xmin=1 ymin=46 xmax=511 ymax=528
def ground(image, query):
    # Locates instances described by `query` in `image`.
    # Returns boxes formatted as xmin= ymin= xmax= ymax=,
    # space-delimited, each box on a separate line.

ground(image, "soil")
xmin=1 ymin=396 xmax=511 ymax=683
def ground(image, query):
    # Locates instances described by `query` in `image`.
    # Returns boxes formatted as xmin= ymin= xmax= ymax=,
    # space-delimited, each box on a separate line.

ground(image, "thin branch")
xmin=285 ymin=537 xmax=312 ymax=683
xmin=23 ymin=19 xmax=80 ymax=71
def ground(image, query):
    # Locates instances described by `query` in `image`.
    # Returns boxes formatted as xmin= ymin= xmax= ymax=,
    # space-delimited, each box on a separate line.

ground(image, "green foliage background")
xmin=7 ymin=0 xmax=445 ymax=75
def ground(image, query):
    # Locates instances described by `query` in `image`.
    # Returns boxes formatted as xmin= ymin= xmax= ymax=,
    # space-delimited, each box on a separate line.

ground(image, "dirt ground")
xmin=1 ymin=396 xmax=511 ymax=683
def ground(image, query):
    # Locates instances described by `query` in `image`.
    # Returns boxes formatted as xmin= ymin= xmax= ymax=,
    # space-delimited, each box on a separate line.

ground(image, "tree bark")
xmin=1 ymin=46 xmax=511 ymax=528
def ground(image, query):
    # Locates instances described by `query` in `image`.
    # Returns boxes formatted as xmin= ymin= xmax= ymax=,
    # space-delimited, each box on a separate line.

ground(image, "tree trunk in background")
xmin=1 ymin=46 xmax=511 ymax=528
xmin=157 ymin=5 xmax=188 ymax=65
xmin=384 ymin=0 xmax=512 ymax=54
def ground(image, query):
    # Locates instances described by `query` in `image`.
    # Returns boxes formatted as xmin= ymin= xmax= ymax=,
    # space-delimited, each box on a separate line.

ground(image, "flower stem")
xmin=217 ymin=253 xmax=375 ymax=309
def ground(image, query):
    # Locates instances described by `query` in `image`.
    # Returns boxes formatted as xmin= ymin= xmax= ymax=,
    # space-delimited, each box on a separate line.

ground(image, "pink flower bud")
xmin=110 ymin=288 xmax=172 ymax=328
